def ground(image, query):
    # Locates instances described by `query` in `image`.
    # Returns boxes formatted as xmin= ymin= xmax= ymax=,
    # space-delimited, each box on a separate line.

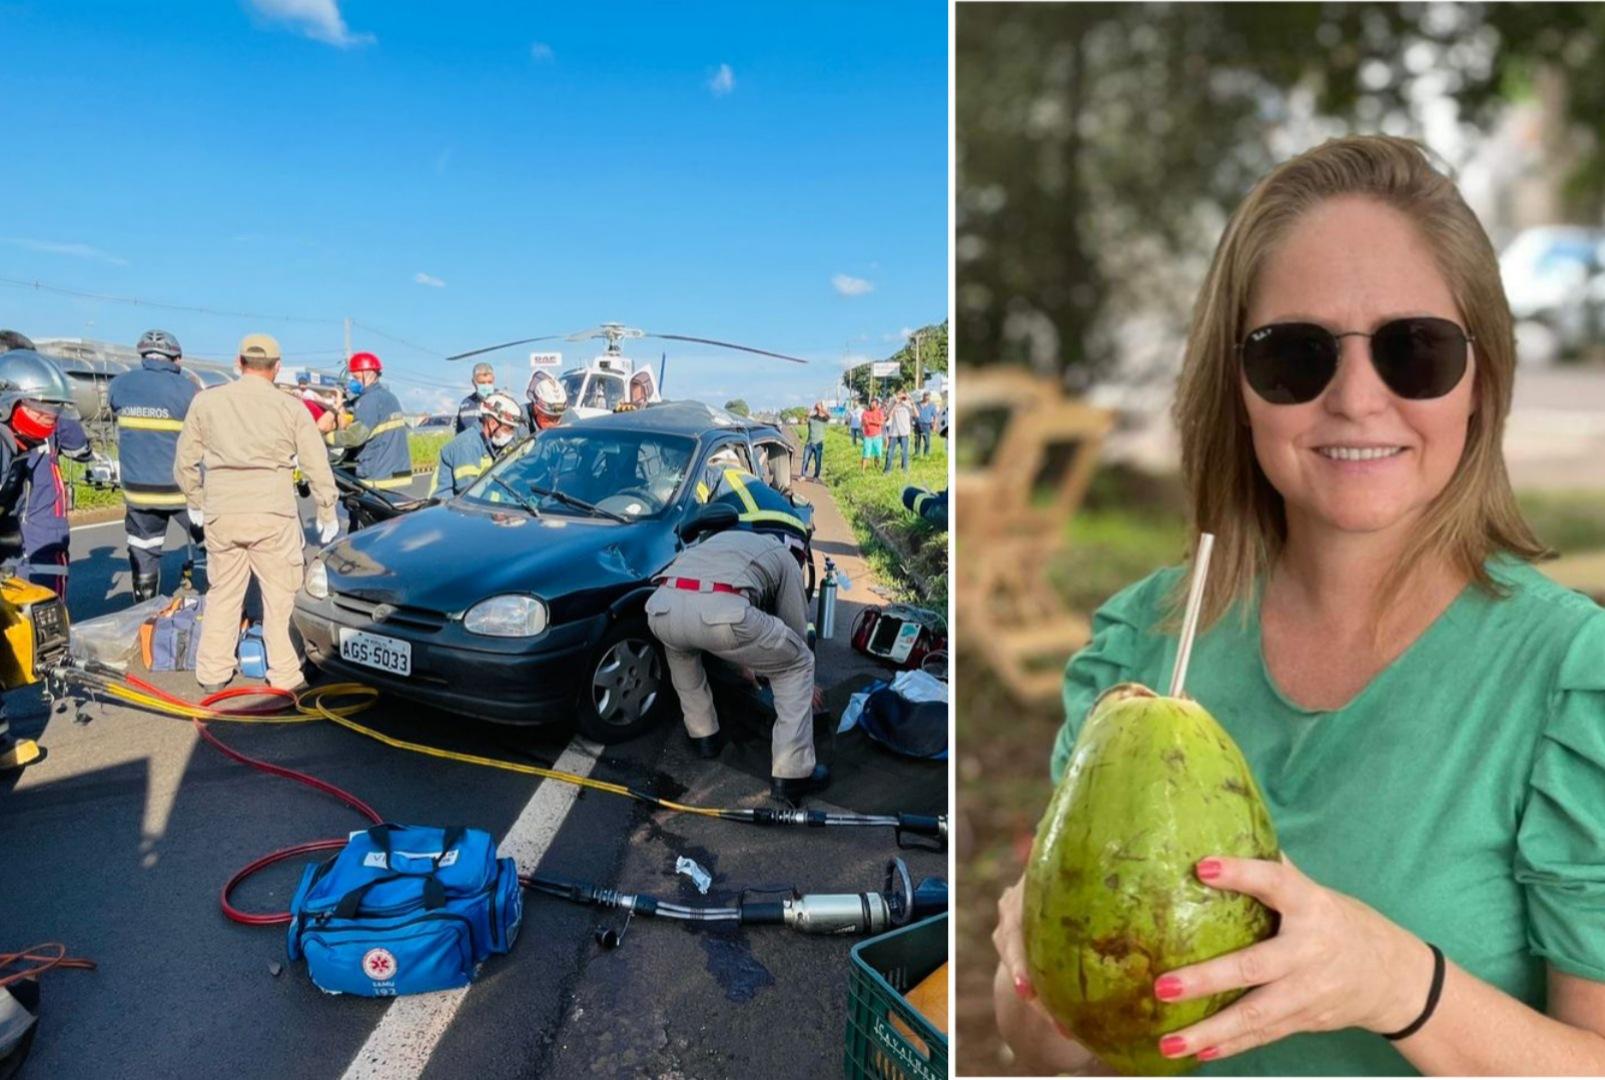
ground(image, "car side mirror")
xmin=677 ymin=501 xmax=738 ymax=543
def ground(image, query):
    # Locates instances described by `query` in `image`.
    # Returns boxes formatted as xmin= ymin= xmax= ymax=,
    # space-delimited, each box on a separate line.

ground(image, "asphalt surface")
xmin=0 ymin=477 xmax=947 ymax=1079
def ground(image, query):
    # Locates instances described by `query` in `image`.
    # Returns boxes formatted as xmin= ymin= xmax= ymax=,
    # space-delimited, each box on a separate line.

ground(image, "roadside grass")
xmin=805 ymin=425 xmax=948 ymax=610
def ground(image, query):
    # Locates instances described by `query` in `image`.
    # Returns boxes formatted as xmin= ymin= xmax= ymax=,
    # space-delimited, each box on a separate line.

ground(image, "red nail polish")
xmin=1196 ymin=858 xmax=1222 ymax=881
xmin=1154 ymin=976 xmax=1184 ymax=1000
xmin=1159 ymin=1035 xmax=1187 ymax=1057
xmin=1198 ymin=1046 xmax=1221 ymax=1062
xmin=1014 ymin=974 xmax=1035 ymax=1000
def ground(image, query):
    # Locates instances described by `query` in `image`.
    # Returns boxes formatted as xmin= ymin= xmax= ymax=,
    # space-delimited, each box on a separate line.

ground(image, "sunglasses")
xmin=1239 ymin=316 xmax=1472 ymax=405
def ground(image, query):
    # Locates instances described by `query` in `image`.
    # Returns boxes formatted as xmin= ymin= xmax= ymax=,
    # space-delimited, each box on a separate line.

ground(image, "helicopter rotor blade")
xmin=651 ymin=334 xmax=808 ymax=365
xmin=445 ymin=335 xmax=570 ymax=362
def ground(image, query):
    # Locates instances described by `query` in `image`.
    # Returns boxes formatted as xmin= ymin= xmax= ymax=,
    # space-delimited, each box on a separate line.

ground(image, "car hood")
xmin=319 ymin=502 xmax=675 ymax=615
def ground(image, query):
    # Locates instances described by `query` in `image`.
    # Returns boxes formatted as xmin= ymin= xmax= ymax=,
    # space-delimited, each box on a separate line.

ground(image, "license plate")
xmin=339 ymin=627 xmax=412 ymax=677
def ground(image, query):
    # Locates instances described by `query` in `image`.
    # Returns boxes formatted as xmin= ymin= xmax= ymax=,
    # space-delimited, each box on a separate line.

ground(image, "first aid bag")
xmin=286 ymin=824 xmax=522 ymax=997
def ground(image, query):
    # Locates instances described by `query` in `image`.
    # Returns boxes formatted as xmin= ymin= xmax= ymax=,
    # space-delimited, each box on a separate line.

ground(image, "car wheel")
xmin=574 ymin=618 xmax=670 ymax=744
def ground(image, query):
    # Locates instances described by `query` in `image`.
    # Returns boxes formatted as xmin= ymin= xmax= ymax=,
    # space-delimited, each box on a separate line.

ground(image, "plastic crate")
xmin=844 ymin=913 xmax=948 ymax=1080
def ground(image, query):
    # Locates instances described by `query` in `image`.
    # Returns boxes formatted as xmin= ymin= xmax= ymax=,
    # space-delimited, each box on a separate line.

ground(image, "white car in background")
xmin=1499 ymin=226 xmax=1605 ymax=365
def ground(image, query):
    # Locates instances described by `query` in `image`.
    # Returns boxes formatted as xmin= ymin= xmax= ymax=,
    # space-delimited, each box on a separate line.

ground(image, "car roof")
xmin=567 ymin=400 xmax=781 ymax=440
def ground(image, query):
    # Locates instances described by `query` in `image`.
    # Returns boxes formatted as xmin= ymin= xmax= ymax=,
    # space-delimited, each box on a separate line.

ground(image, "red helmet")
xmin=348 ymin=351 xmax=383 ymax=373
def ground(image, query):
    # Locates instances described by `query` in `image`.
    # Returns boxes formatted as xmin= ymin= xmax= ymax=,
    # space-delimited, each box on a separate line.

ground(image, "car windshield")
xmin=460 ymin=429 xmax=696 ymax=520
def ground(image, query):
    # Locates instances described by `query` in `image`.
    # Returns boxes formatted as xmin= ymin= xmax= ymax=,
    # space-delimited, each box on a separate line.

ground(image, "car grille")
xmin=330 ymin=593 xmax=449 ymax=633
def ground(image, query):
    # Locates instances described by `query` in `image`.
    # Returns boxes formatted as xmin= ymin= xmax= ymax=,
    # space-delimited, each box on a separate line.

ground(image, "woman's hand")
xmin=1152 ymin=855 xmax=1436 ymax=1064
xmin=992 ymin=874 xmax=1112 ymax=1075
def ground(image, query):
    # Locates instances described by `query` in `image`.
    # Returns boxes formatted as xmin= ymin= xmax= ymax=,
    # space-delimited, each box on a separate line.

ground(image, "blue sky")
xmin=0 ymin=1 xmax=947 ymax=413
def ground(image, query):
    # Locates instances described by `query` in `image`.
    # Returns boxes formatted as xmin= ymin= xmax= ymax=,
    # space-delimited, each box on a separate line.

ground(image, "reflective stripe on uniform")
xmin=454 ymin=459 xmax=491 ymax=481
xmin=22 ymin=562 xmax=69 ymax=577
xmin=695 ymin=481 xmax=710 ymax=502
xmin=367 ymin=474 xmax=414 ymax=490
xmin=126 ymin=533 xmax=168 ymax=550
xmin=369 ymin=417 xmax=407 ymax=437
xmin=116 ymin=416 xmax=185 ymax=432
xmin=123 ymin=489 xmax=190 ymax=508
xmin=722 ymin=469 xmax=806 ymax=534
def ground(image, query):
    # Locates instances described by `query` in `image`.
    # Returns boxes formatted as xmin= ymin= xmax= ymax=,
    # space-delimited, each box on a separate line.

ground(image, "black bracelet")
xmin=1383 ymin=943 xmax=1446 ymax=1041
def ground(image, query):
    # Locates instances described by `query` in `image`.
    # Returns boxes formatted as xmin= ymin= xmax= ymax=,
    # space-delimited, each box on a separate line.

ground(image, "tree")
xmin=780 ymin=406 xmax=809 ymax=423
xmin=957 ymin=2 xmax=1605 ymax=385
xmin=844 ymin=319 xmax=948 ymax=400
xmin=723 ymin=399 xmax=751 ymax=417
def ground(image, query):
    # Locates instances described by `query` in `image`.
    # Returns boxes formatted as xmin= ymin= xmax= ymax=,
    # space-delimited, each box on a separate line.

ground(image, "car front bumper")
xmin=292 ymin=595 xmax=604 ymax=725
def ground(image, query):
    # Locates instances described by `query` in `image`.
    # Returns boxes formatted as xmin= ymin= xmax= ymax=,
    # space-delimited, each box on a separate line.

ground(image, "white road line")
xmin=337 ymin=738 xmax=601 ymax=1080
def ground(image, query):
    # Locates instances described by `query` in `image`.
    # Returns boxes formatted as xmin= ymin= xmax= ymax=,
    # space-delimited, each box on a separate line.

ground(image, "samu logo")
xmin=362 ymin=947 xmax=398 ymax=982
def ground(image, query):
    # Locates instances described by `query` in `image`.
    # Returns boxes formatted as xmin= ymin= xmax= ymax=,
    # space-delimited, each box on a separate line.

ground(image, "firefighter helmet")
xmin=137 ymin=328 xmax=182 ymax=360
xmin=527 ymin=370 xmax=567 ymax=427
xmin=480 ymin=391 xmax=523 ymax=428
xmin=348 ymin=351 xmax=383 ymax=374
xmin=0 ymin=349 xmax=75 ymax=416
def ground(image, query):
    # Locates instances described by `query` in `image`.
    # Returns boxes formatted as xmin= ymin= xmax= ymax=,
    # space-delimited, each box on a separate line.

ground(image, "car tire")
xmin=574 ymin=617 xmax=673 ymax=744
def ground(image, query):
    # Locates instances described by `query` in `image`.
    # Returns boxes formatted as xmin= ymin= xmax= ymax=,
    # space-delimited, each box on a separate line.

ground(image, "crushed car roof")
xmin=568 ymin=400 xmax=775 ymax=436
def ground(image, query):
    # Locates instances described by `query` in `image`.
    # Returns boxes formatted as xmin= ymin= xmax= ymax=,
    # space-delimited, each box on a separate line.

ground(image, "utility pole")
xmin=913 ymin=331 xmax=923 ymax=393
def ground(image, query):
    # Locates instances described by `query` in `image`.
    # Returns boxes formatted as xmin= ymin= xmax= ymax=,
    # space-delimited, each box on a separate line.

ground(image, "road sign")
xmin=531 ymin=351 xmax=563 ymax=368
xmin=871 ymin=361 xmax=900 ymax=377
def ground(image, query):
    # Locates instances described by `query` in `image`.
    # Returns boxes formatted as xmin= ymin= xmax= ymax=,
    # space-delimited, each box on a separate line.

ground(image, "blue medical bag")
xmin=286 ymin=824 xmax=523 ymax=997
xmin=237 ymin=624 xmax=267 ymax=680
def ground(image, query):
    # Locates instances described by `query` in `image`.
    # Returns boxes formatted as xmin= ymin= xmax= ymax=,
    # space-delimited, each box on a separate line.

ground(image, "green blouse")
xmin=1050 ymin=556 xmax=1605 ymax=1076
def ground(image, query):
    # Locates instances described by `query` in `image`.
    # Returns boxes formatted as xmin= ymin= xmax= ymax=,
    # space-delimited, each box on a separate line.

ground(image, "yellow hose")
xmin=95 ymin=679 xmax=728 ymax=818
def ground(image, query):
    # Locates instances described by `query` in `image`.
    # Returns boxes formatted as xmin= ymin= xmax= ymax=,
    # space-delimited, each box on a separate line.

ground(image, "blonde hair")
xmin=1170 ymin=134 xmax=1546 ymax=633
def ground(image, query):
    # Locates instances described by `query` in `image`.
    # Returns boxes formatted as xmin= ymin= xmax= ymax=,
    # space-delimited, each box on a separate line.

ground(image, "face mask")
xmin=490 ymin=429 xmax=515 ymax=449
xmin=10 ymin=403 xmax=56 ymax=445
xmin=346 ymin=378 xmax=364 ymax=397
xmin=475 ymin=383 xmax=494 ymax=399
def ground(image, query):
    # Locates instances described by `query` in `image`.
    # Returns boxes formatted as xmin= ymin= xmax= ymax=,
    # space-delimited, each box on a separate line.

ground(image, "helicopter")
xmin=446 ymin=323 xmax=807 ymax=420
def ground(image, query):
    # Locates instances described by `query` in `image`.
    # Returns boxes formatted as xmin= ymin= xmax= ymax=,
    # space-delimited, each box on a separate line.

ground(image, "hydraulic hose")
xmin=49 ymin=661 xmax=947 ymax=926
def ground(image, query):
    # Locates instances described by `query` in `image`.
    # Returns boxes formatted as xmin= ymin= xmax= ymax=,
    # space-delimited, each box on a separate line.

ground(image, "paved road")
xmin=1 ymin=477 xmax=946 ymax=1079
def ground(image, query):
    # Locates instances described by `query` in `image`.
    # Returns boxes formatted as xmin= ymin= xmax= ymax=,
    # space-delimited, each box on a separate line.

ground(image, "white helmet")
xmin=480 ymin=391 xmax=523 ymax=428
xmin=527 ymin=370 xmax=568 ymax=428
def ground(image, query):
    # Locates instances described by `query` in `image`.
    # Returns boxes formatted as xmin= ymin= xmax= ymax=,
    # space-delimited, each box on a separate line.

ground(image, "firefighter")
xmin=432 ymin=392 xmax=522 ymax=498
xmin=107 ymin=329 xmax=202 ymax=600
xmin=0 ymin=349 xmax=77 ymax=769
xmin=645 ymin=476 xmax=827 ymax=805
xmin=527 ymin=369 xmax=568 ymax=431
xmin=455 ymin=362 xmax=497 ymax=434
xmin=328 ymin=351 xmax=412 ymax=490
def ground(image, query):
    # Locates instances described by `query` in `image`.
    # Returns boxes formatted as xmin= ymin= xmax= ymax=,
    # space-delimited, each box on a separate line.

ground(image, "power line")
xmin=0 ymin=275 xmax=341 ymax=326
xmin=349 ymin=320 xmax=446 ymax=360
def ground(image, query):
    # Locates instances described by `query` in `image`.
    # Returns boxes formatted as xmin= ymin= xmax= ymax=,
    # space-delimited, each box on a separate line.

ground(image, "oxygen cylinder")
xmin=817 ymin=558 xmax=838 ymax=640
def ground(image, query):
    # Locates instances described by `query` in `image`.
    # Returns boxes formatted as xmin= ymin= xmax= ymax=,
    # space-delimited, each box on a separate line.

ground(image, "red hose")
xmin=119 ymin=674 xmax=385 ymax=926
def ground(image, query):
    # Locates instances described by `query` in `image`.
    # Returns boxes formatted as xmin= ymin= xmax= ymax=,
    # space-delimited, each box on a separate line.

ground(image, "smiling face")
xmin=1242 ymin=195 xmax=1476 ymax=542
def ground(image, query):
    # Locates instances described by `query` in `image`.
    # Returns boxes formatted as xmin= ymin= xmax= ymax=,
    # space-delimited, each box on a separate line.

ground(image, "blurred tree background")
xmin=957 ymin=1 xmax=1605 ymax=386
xmin=842 ymin=318 xmax=949 ymax=399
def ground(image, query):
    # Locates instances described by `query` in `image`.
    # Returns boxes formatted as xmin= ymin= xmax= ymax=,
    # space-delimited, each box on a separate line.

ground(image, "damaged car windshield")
xmin=461 ymin=430 xmax=696 ymax=520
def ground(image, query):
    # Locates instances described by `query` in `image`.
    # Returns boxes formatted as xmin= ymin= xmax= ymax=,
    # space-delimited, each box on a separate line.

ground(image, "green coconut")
xmin=1024 ymin=683 xmax=1280 ymax=1076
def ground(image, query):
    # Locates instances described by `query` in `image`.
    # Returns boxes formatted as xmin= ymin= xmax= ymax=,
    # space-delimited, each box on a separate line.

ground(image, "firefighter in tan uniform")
xmin=175 ymin=333 xmax=338 ymax=692
xmin=646 ymin=510 xmax=828 ymax=805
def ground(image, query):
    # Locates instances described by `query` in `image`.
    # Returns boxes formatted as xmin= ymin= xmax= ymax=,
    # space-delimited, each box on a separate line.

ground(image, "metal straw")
xmin=1168 ymin=532 xmax=1216 ymax=698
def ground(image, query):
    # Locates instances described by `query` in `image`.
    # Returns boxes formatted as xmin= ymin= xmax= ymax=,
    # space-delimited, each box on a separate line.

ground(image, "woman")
xmin=992 ymin=135 xmax=1605 ymax=1075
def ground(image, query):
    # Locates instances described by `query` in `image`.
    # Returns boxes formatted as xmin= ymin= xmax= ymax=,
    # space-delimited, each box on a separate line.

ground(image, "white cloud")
xmin=4 ymin=237 xmax=127 ymax=266
xmin=708 ymin=63 xmax=735 ymax=96
xmin=530 ymin=41 xmax=554 ymax=61
xmin=249 ymin=0 xmax=374 ymax=48
xmin=832 ymin=273 xmax=874 ymax=297
xmin=414 ymin=272 xmax=446 ymax=288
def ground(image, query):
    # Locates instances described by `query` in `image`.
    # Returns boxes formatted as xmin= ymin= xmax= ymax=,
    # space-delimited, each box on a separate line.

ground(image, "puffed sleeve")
xmin=1049 ymin=570 xmax=1176 ymax=784
xmin=1513 ymin=610 xmax=1605 ymax=981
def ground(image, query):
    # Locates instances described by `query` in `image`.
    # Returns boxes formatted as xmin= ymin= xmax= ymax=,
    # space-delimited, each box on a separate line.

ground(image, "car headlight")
xmin=463 ymin=594 xmax=548 ymax=637
xmin=305 ymin=559 xmax=329 ymax=600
